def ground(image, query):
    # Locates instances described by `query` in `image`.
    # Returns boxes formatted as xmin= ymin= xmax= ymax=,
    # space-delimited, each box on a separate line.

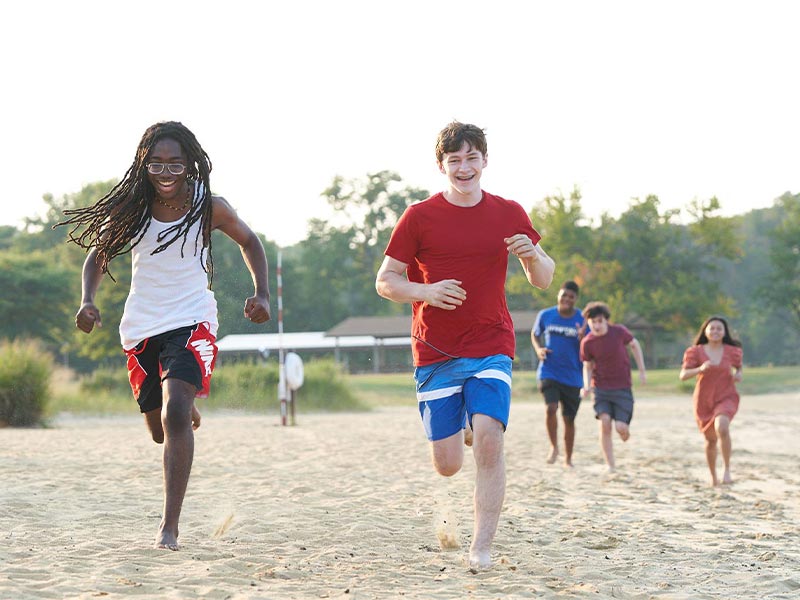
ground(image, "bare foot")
xmin=546 ymin=446 xmax=558 ymax=464
xmin=155 ymin=527 xmax=180 ymax=551
xmin=468 ymin=547 xmax=492 ymax=570
xmin=607 ymin=465 xmax=616 ymax=474
xmin=564 ymin=459 xmax=574 ymax=468
xmin=721 ymin=470 xmax=733 ymax=485
xmin=463 ymin=424 xmax=473 ymax=447
xmin=191 ymin=405 xmax=202 ymax=431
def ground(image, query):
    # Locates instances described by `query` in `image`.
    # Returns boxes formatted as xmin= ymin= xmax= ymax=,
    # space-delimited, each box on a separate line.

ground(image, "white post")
xmin=277 ymin=249 xmax=287 ymax=426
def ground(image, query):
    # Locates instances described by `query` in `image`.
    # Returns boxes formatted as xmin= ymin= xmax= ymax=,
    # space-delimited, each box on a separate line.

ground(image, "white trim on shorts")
xmin=417 ymin=385 xmax=463 ymax=403
xmin=474 ymin=368 xmax=512 ymax=387
xmin=416 ymin=369 xmax=511 ymax=403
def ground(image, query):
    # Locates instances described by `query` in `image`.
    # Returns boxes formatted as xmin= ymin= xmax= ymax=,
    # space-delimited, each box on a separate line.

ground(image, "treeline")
xmin=2 ymin=172 xmax=798 ymax=370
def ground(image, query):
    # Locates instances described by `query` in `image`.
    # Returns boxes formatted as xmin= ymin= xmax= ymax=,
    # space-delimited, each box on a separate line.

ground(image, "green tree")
xmin=285 ymin=172 xmax=428 ymax=330
xmin=209 ymin=232 xmax=281 ymax=336
xmin=765 ymin=192 xmax=800 ymax=328
xmin=597 ymin=195 xmax=736 ymax=332
xmin=21 ymin=181 xmax=117 ymax=257
xmin=0 ymin=252 xmax=74 ymax=346
xmin=508 ymin=187 xmax=615 ymax=310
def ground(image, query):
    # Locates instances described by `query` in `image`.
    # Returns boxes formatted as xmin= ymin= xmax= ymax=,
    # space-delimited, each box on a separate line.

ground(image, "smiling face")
xmin=557 ymin=288 xmax=578 ymax=316
xmin=704 ymin=319 xmax=726 ymax=343
xmin=146 ymin=137 xmax=189 ymax=203
xmin=438 ymin=142 xmax=487 ymax=201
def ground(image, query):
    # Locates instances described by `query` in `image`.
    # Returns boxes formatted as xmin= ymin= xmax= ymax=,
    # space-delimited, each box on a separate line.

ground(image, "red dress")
xmin=682 ymin=344 xmax=743 ymax=432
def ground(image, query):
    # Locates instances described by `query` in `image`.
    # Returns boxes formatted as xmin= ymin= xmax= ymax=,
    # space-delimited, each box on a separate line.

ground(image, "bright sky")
xmin=2 ymin=1 xmax=797 ymax=247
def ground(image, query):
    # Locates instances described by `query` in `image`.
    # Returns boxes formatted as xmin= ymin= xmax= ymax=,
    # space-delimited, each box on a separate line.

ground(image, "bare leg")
xmin=469 ymin=414 xmax=505 ymax=569
xmin=146 ymin=402 xmax=199 ymax=441
xmin=715 ymin=415 xmax=733 ymax=484
xmin=192 ymin=404 xmax=202 ymax=430
xmin=431 ymin=431 xmax=465 ymax=478
xmin=545 ymin=403 xmax=559 ymax=463
xmin=155 ymin=378 xmax=196 ymax=550
xmin=144 ymin=408 xmax=164 ymax=444
xmin=615 ymin=421 xmax=630 ymax=442
xmin=704 ymin=428 xmax=719 ymax=486
xmin=463 ymin=420 xmax=473 ymax=447
xmin=599 ymin=414 xmax=615 ymax=472
xmin=563 ymin=416 xmax=575 ymax=467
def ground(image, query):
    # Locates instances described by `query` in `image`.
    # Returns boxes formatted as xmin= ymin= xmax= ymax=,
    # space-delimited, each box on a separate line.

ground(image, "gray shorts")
xmin=593 ymin=388 xmax=634 ymax=424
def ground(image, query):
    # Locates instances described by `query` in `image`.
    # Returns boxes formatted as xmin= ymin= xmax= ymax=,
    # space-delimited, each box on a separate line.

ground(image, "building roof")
xmin=325 ymin=311 xmax=540 ymax=338
xmin=216 ymin=331 xmax=411 ymax=354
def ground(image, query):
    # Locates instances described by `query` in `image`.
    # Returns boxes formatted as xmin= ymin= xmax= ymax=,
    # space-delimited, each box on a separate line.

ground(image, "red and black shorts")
xmin=123 ymin=322 xmax=218 ymax=413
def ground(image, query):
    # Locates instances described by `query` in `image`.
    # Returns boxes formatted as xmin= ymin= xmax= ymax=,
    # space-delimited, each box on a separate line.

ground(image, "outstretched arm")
xmin=504 ymin=235 xmax=555 ymax=289
xmin=628 ymin=338 xmax=646 ymax=384
xmin=76 ymin=248 xmax=104 ymax=333
xmin=376 ymin=255 xmax=466 ymax=309
xmin=211 ymin=196 xmax=270 ymax=323
xmin=531 ymin=330 xmax=550 ymax=362
xmin=582 ymin=360 xmax=594 ymax=398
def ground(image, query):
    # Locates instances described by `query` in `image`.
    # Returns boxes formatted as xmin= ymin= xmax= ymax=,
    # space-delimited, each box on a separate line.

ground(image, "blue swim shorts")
xmin=414 ymin=355 xmax=513 ymax=442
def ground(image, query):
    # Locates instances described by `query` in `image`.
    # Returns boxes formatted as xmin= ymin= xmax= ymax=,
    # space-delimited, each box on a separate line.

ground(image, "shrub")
xmin=79 ymin=366 xmax=131 ymax=397
xmin=204 ymin=358 xmax=367 ymax=412
xmin=0 ymin=339 xmax=53 ymax=427
xmin=52 ymin=357 xmax=367 ymax=415
xmin=205 ymin=360 xmax=280 ymax=411
xmin=297 ymin=359 xmax=367 ymax=412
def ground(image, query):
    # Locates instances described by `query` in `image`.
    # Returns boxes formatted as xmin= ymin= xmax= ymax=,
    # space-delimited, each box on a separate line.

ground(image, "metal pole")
xmin=277 ymin=249 xmax=287 ymax=426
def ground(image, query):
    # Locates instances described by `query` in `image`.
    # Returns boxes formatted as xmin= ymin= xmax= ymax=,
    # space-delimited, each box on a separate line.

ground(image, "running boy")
xmin=376 ymin=121 xmax=555 ymax=568
xmin=580 ymin=301 xmax=645 ymax=472
xmin=531 ymin=281 xmax=585 ymax=466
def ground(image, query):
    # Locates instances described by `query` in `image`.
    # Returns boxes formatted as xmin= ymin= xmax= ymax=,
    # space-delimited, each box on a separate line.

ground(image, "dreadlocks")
xmin=55 ymin=121 xmax=216 ymax=285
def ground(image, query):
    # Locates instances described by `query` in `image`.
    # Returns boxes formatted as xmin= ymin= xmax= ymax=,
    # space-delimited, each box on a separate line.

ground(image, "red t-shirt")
xmin=384 ymin=191 xmax=541 ymax=366
xmin=580 ymin=324 xmax=634 ymax=389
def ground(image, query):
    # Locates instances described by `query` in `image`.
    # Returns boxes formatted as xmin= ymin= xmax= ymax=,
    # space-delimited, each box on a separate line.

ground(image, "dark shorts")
xmin=593 ymin=388 xmax=634 ymax=424
xmin=539 ymin=378 xmax=582 ymax=419
xmin=123 ymin=323 xmax=218 ymax=413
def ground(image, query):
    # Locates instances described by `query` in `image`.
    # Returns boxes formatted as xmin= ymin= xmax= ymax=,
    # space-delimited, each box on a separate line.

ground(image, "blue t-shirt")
xmin=532 ymin=306 xmax=584 ymax=388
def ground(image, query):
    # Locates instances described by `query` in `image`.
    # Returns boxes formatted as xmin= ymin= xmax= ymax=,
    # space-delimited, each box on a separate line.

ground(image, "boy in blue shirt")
xmin=531 ymin=281 xmax=585 ymax=466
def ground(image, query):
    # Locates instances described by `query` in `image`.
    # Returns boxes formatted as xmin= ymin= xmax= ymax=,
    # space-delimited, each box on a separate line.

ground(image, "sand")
xmin=1 ymin=392 xmax=799 ymax=599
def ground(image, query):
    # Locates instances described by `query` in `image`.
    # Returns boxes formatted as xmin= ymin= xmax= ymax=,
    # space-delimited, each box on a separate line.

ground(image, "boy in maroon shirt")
xmin=580 ymin=302 xmax=646 ymax=472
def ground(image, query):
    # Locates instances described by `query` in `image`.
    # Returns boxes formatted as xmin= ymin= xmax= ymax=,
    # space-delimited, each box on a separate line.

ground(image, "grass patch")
xmin=46 ymin=364 xmax=800 ymax=416
xmin=48 ymin=359 xmax=366 ymax=416
xmin=345 ymin=365 xmax=800 ymax=408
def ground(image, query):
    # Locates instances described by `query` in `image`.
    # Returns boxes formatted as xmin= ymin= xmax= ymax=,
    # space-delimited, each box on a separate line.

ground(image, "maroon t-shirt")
xmin=385 ymin=191 xmax=541 ymax=366
xmin=580 ymin=324 xmax=634 ymax=389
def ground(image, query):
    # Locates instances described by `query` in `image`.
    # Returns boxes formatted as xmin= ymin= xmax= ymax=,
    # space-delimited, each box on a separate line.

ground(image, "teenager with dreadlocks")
xmin=57 ymin=121 xmax=271 ymax=550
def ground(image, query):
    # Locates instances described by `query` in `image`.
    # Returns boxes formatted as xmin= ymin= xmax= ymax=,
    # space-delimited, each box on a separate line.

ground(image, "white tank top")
xmin=119 ymin=182 xmax=218 ymax=349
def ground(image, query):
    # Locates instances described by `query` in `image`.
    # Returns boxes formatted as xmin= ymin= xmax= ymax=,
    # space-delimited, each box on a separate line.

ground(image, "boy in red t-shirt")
xmin=580 ymin=302 xmax=646 ymax=472
xmin=376 ymin=121 xmax=555 ymax=569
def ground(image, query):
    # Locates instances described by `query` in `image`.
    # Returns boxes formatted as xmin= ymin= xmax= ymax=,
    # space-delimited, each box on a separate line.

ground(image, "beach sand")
xmin=1 ymin=392 xmax=798 ymax=599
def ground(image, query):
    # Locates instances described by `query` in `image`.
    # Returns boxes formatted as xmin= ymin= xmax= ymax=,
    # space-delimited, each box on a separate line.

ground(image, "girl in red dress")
xmin=679 ymin=317 xmax=743 ymax=486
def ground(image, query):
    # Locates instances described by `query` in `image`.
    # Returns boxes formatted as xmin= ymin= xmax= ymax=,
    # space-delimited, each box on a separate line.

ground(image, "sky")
xmin=2 ymin=1 xmax=798 ymax=247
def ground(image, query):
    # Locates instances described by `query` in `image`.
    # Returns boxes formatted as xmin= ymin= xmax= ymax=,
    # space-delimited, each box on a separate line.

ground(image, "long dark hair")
xmin=693 ymin=316 xmax=742 ymax=347
xmin=55 ymin=121 xmax=215 ymax=284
